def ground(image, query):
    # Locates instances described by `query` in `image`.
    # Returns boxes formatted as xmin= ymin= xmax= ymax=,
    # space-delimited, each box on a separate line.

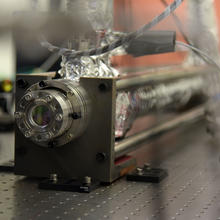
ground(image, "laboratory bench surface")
xmin=1 ymin=124 xmax=220 ymax=220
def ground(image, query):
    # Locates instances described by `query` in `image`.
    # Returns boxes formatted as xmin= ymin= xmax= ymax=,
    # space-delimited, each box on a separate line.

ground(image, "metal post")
xmin=116 ymin=66 xmax=208 ymax=91
xmin=114 ymin=106 xmax=205 ymax=158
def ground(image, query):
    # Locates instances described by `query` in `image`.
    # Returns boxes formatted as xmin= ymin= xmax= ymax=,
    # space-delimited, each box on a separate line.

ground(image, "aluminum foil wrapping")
xmin=60 ymin=55 xmax=119 ymax=81
xmin=60 ymin=0 xmax=118 ymax=80
xmin=115 ymin=77 xmax=205 ymax=138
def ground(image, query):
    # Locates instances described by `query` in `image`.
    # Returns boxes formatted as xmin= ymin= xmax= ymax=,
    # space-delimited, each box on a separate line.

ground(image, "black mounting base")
xmin=39 ymin=179 xmax=100 ymax=193
xmin=127 ymin=166 xmax=168 ymax=183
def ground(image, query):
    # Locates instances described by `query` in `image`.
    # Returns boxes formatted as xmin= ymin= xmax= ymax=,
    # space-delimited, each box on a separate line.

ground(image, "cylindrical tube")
xmin=115 ymin=75 xmax=206 ymax=138
xmin=116 ymin=67 xmax=208 ymax=91
xmin=114 ymin=106 xmax=204 ymax=158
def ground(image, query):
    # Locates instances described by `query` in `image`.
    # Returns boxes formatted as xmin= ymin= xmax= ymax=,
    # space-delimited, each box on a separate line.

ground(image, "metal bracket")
xmin=126 ymin=165 xmax=168 ymax=183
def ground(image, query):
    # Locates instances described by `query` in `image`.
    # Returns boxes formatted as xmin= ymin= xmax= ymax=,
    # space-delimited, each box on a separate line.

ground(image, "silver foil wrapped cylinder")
xmin=115 ymin=77 xmax=206 ymax=138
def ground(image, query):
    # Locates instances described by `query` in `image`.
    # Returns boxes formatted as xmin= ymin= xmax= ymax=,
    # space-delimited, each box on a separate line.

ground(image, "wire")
xmin=160 ymin=0 xmax=191 ymax=45
xmin=160 ymin=0 xmax=220 ymax=71
xmin=41 ymin=0 xmax=184 ymax=58
xmin=176 ymin=41 xmax=220 ymax=120
xmin=176 ymin=41 xmax=220 ymax=71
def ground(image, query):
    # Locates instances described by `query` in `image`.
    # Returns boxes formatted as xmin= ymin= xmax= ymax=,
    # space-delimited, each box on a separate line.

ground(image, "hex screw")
xmin=70 ymin=112 xmax=82 ymax=120
xmin=17 ymin=79 xmax=28 ymax=89
xmin=14 ymin=112 xmax=22 ymax=119
xmin=98 ymin=83 xmax=109 ymax=92
xmin=96 ymin=153 xmax=106 ymax=162
xmin=55 ymin=114 xmax=63 ymax=121
xmin=67 ymin=90 xmax=74 ymax=96
xmin=84 ymin=176 xmax=92 ymax=185
xmin=144 ymin=163 xmax=151 ymax=170
xmin=50 ymin=174 xmax=58 ymax=183
xmin=46 ymin=95 xmax=53 ymax=102
xmin=39 ymin=81 xmax=47 ymax=88
xmin=136 ymin=168 xmax=143 ymax=175
xmin=24 ymin=130 xmax=32 ymax=138
xmin=24 ymin=94 xmax=32 ymax=101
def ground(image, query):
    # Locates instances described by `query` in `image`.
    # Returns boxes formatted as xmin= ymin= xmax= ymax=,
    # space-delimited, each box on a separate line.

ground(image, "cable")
xmin=176 ymin=41 xmax=220 ymax=71
xmin=160 ymin=0 xmax=191 ymax=45
xmin=160 ymin=0 xmax=211 ymax=65
xmin=176 ymin=41 xmax=220 ymax=126
xmin=41 ymin=0 xmax=184 ymax=58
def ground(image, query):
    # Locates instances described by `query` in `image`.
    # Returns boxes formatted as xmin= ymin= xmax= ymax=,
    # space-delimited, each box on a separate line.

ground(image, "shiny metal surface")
xmin=116 ymin=66 xmax=209 ymax=91
xmin=15 ymin=79 xmax=91 ymax=147
xmin=1 ymin=123 xmax=220 ymax=219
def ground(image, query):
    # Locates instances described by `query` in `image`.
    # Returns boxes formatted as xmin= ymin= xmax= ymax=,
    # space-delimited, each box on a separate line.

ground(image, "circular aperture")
xmin=31 ymin=105 xmax=52 ymax=127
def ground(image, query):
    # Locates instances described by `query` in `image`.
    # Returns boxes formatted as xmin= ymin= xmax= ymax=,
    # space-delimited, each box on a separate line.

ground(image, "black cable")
xmin=41 ymin=0 xmax=184 ymax=58
xmin=176 ymin=41 xmax=220 ymax=71
xmin=160 ymin=0 xmax=213 ymax=65
xmin=160 ymin=0 xmax=191 ymax=45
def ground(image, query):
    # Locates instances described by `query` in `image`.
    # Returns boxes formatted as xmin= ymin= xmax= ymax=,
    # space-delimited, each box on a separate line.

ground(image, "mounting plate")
xmin=39 ymin=178 xmax=100 ymax=193
xmin=127 ymin=166 xmax=168 ymax=183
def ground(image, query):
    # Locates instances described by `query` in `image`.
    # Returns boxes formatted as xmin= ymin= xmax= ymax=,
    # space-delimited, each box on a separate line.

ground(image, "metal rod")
xmin=114 ymin=106 xmax=205 ymax=158
xmin=116 ymin=66 xmax=208 ymax=91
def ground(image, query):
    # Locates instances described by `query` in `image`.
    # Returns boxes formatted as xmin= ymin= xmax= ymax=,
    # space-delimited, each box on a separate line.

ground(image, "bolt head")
xmin=99 ymin=83 xmax=109 ymax=92
xmin=24 ymin=130 xmax=32 ymax=138
xmin=50 ymin=174 xmax=58 ymax=183
xmin=144 ymin=163 xmax=151 ymax=170
xmin=68 ymin=90 xmax=74 ymax=96
xmin=39 ymin=81 xmax=47 ymax=88
xmin=25 ymin=94 xmax=32 ymax=101
xmin=136 ymin=168 xmax=143 ymax=175
xmin=46 ymin=95 xmax=53 ymax=102
xmin=96 ymin=153 xmax=106 ymax=162
xmin=84 ymin=176 xmax=92 ymax=184
xmin=17 ymin=79 xmax=28 ymax=89
xmin=71 ymin=112 xmax=81 ymax=120
xmin=14 ymin=112 xmax=22 ymax=119
xmin=55 ymin=114 xmax=63 ymax=121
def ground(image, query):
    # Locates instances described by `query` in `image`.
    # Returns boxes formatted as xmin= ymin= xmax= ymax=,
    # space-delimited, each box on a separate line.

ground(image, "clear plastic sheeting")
xmin=87 ymin=0 xmax=113 ymax=31
xmin=66 ymin=0 xmax=113 ymax=33
xmin=115 ymin=77 xmax=205 ymax=138
xmin=59 ymin=0 xmax=117 ymax=80
xmin=60 ymin=55 xmax=119 ymax=80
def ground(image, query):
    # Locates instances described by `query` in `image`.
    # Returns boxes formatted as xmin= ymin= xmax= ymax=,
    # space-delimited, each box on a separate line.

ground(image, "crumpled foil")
xmin=115 ymin=77 xmax=205 ymax=138
xmin=60 ymin=55 xmax=119 ymax=80
xmin=60 ymin=0 xmax=121 ymax=80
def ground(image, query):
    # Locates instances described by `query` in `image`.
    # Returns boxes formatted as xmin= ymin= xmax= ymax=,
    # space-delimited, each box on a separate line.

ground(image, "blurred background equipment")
xmin=0 ymin=79 xmax=14 ymax=131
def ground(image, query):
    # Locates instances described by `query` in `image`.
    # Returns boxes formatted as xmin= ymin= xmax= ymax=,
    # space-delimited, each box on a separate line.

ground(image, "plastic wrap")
xmin=115 ymin=77 xmax=205 ymax=138
xmin=87 ymin=0 xmax=113 ymax=31
xmin=60 ymin=0 xmax=117 ymax=80
xmin=66 ymin=0 xmax=113 ymax=39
